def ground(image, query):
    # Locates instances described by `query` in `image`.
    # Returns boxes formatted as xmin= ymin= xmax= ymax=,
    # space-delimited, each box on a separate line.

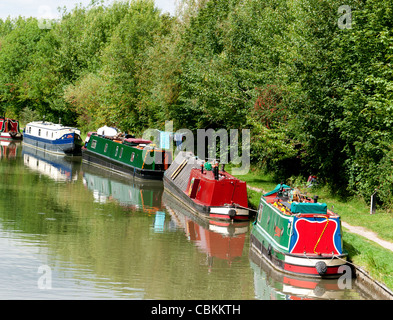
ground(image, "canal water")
xmin=0 ymin=142 xmax=377 ymax=300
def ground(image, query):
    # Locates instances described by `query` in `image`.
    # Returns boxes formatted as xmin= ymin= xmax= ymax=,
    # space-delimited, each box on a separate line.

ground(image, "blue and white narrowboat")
xmin=23 ymin=121 xmax=83 ymax=156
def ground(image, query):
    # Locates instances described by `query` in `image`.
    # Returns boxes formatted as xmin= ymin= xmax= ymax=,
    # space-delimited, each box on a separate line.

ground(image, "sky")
xmin=0 ymin=0 xmax=177 ymax=20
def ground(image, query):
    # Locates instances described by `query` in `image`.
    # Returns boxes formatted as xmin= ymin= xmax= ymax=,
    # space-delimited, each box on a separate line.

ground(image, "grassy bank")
xmin=233 ymin=167 xmax=393 ymax=292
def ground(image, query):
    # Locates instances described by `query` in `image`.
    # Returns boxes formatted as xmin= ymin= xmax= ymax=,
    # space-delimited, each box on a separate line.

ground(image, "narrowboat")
xmin=0 ymin=117 xmax=23 ymax=140
xmin=23 ymin=121 xmax=83 ymax=156
xmin=163 ymin=151 xmax=250 ymax=221
xmin=250 ymin=183 xmax=348 ymax=278
xmin=82 ymin=131 xmax=172 ymax=180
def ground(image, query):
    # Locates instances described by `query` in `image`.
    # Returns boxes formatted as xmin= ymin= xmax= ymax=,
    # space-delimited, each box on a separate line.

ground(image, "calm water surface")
xmin=0 ymin=142 xmax=375 ymax=299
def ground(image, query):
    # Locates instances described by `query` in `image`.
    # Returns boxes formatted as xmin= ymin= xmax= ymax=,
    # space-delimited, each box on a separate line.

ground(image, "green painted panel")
xmin=87 ymin=135 xmax=148 ymax=169
xmin=253 ymin=197 xmax=293 ymax=254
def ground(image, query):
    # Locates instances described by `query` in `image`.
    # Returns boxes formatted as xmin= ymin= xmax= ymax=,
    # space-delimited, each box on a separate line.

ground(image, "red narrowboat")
xmin=163 ymin=151 xmax=250 ymax=221
xmin=0 ymin=117 xmax=23 ymax=140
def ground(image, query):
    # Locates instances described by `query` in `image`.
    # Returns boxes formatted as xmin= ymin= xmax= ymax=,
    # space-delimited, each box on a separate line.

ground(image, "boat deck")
xmin=164 ymin=152 xmax=204 ymax=193
xmin=263 ymin=194 xmax=339 ymax=218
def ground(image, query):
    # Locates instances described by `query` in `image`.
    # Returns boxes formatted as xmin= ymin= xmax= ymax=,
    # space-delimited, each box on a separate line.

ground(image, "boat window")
xmin=119 ymin=148 xmax=123 ymax=158
xmin=51 ymin=132 xmax=53 ymax=138
xmin=104 ymin=143 xmax=108 ymax=153
xmin=91 ymin=140 xmax=97 ymax=149
xmin=115 ymin=146 xmax=119 ymax=157
xmin=130 ymin=152 xmax=135 ymax=162
xmin=46 ymin=131 xmax=48 ymax=137
xmin=38 ymin=129 xmax=41 ymax=136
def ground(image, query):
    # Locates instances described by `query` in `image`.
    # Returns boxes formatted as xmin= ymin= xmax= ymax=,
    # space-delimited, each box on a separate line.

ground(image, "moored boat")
xmin=250 ymin=183 xmax=348 ymax=278
xmin=0 ymin=117 xmax=23 ymax=140
xmin=23 ymin=121 xmax=83 ymax=156
xmin=163 ymin=151 xmax=250 ymax=221
xmin=82 ymin=130 xmax=172 ymax=180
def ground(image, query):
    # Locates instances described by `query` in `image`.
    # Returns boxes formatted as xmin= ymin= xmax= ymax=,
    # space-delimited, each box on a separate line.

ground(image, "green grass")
xmin=232 ymin=168 xmax=277 ymax=193
xmin=343 ymin=232 xmax=393 ymax=290
xmin=233 ymin=166 xmax=393 ymax=291
xmin=235 ymin=167 xmax=393 ymax=243
xmin=233 ymin=168 xmax=276 ymax=211
xmin=246 ymin=188 xmax=262 ymax=210
xmin=307 ymin=185 xmax=393 ymax=243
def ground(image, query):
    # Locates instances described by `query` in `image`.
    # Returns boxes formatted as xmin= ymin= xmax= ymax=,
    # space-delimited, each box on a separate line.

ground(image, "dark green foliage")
xmin=1 ymin=0 xmax=393 ymax=205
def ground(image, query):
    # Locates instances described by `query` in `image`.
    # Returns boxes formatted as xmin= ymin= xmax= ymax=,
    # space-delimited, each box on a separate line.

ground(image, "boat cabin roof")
xmin=0 ymin=117 xmax=18 ymax=122
xmin=124 ymin=138 xmax=152 ymax=145
xmin=26 ymin=121 xmax=79 ymax=132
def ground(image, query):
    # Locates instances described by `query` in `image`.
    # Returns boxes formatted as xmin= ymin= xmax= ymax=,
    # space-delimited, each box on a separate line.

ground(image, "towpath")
xmin=247 ymin=186 xmax=393 ymax=253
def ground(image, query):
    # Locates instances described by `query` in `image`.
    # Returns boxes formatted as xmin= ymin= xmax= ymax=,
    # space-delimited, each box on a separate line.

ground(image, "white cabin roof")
xmin=26 ymin=121 xmax=80 ymax=133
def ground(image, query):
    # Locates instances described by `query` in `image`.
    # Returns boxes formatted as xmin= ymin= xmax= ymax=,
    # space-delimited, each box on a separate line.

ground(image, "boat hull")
xmin=0 ymin=132 xmax=23 ymax=141
xmin=163 ymin=174 xmax=249 ymax=221
xmin=163 ymin=190 xmax=249 ymax=236
xmin=250 ymin=225 xmax=348 ymax=279
xmin=82 ymin=147 xmax=164 ymax=180
xmin=23 ymin=134 xmax=82 ymax=156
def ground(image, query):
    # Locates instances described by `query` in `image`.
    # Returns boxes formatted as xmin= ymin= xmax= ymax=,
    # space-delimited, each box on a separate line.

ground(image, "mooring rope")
xmin=230 ymin=203 xmax=259 ymax=213
xmin=313 ymin=216 xmax=330 ymax=255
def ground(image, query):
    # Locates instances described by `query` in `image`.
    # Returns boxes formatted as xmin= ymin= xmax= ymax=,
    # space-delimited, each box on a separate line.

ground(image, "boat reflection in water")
xmin=249 ymin=249 xmax=366 ymax=300
xmin=22 ymin=144 xmax=80 ymax=182
xmin=0 ymin=140 xmax=21 ymax=160
xmin=163 ymin=191 xmax=249 ymax=266
xmin=82 ymin=163 xmax=163 ymax=214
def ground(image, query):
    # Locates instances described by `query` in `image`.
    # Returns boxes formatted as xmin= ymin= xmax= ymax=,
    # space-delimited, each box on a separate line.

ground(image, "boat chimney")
xmin=213 ymin=164 xmax=219 ymax=180
xmin=59 ymin=117 xmax=61 ymax=124
xmin=313 ymin=195 xmax=318 ymax=203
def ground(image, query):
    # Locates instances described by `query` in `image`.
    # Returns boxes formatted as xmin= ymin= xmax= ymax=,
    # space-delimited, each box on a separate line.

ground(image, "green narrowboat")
xmin=82 ymin=132 xmax=172 ymax=180
xmin=250 ymin=184 xmax=348 ymax=278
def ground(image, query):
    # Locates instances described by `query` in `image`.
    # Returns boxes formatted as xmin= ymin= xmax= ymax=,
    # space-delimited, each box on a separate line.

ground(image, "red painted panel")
xmin=187 ymin=169 xmax=248 ymax=207
xmin=284 ymin=263 xmax=342 ymax=276
xmin=291 ymin=218 xmax=339 ymax=255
